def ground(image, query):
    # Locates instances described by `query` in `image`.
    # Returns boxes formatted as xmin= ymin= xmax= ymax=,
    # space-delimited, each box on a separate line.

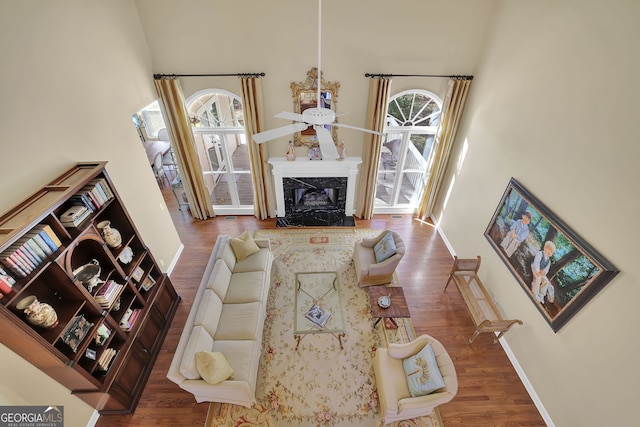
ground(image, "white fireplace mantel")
xmin=268 ymin=157 xmax=362 ymax=217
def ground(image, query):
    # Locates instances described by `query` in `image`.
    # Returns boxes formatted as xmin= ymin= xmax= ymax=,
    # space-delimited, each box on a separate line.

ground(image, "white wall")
xmin=135 ymin=0 xmax=492 ymax=156
xmin=434 ymin=0 xmax=640 ymax=425
xmin=0 ymin=1 xmax=181 ymax=425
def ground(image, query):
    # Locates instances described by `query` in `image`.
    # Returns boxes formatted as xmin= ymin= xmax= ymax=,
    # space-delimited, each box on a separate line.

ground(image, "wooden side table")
xmin=368 ymin=286 xmax=411 ymax=327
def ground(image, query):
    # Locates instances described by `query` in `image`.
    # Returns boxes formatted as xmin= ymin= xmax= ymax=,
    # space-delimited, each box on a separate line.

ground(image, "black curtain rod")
xmin=153 ymin=72 xmax=266 ymax=79
xmin=365 ymin=73 xmax=473 ymax=80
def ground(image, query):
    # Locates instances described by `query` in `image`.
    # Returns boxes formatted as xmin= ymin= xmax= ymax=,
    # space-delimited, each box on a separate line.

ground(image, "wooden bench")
xmin=444 ymin=256 xmax=523 ymax=343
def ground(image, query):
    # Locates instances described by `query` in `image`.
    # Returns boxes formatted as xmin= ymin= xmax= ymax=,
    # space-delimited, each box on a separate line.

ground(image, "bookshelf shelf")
xmin=0 ymin=162 xmax=180 ymax=414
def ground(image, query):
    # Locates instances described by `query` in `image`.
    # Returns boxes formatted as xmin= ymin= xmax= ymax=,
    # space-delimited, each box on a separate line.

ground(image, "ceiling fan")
xmin=252 ymin=0 xmax=382 ymax=159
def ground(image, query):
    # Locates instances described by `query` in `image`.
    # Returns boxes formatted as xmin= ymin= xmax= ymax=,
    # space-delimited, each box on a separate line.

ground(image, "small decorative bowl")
xmin=377 ymin=295 xmax=391 ymax=309
xmin=118 ymin=246 xmax=134 ymax=264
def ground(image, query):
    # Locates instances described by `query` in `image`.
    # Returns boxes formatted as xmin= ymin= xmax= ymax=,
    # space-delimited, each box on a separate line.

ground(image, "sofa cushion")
xmin=233 ymin=248 xmax=271 ymax=273
xmin=374 ymin=231 xmax=397 ymax=263
xmin=212 ymin=340 xmax=259 ymax=383
xmin=402 ymin=342 xmax=446 ymax=397
xmin=207 ymin=259 xmax=232 ymax=300
xmin=224 ymin=271 xmax=267 ymax=303
xmin=195 ymin=351 xmax=234 ymax=384
xmin=218 ymin=243 xmax=238 ymax=272
xmin=180 ymin=325 xmax=214 ymax=380
xmin=215 ymin=302 xmax=262 ymax=340
xmin=194 ymin=289 xmax=223 ymax=337
xmin=230 ymin=230 xmax=260 ymax=261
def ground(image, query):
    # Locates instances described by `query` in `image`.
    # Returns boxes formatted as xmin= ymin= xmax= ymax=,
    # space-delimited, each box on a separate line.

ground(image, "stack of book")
xmin=94 ymin=280 xmax=123 ymax=309
xmin=59 ymin=205 xmax=90 ymax=228
xmin=96 ymin=347 xmax=118 ymax=373
xmin=0 ymin=224 xmax=62 ymax=277
xmin=0 ymin=266 xmax=16 ymax=299
xmin=305 ymin=304 xmax=332 ymax=329
xmin=120 ymin=308 xmax=142 ymax=331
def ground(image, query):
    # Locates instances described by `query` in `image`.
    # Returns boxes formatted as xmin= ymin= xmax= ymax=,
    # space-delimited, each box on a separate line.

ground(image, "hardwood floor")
xmin=95 ymin=188 xmax=546 ymax=427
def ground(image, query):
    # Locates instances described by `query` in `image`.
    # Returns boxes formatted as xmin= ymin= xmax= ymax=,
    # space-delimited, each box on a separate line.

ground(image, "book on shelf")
xmin=1 ymin=252 xmax=29 ymax=278
xmin=305 ymin=304 xmax=332 ymax=329
xmin=31 ymin=224 xmax=62 ymax=250
xmin=0 ymin=275 xmax=14 ymax=296
xmin=119 ymin=308 xmax=142 ymax=331
xmin=70 ymin=194 xmax=96 ymax=213
xmin=8 ymin=243 xmax=39 ymax=269
xmin=23 ymin=231 xmax=54 ymax=256
xmin=60 ymin=205 xmax=88 ymax=222
xmin=97 ymin=347 xmax=119 ymax=373
xmin=22 ymin=236 xmax=47 ymax=259
xmin=0 ymin=266 xmax=16 ymax=286
xmin=77 ymin=178 xmax=114 ymax=212
xmin=89 ymin=178 xmax=114 ymax=201
xmin=60 ymin=205 xmax=91 ymax=227
xmin=94 ymin=280 xmax=123 ymax=309
xmin=0 ymin=231 xmax=58 ymax=276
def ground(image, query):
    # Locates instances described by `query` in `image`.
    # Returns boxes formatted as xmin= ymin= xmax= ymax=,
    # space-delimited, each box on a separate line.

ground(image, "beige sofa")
xmin=167 ymin=234 xmax=273 ymax=408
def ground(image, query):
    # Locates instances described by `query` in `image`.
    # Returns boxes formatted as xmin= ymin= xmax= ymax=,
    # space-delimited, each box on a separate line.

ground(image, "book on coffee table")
xmin=305 ymin=304 xmax=332 ymax=329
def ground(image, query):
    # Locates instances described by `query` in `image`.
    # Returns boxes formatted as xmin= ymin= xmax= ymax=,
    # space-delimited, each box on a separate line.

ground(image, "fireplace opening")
xmin=294 ymin=187 xmax=338 ymax=209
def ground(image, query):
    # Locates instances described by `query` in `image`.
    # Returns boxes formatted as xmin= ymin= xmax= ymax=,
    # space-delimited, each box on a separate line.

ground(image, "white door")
xmin=186 ymin=89 xmax=254 ymax=215
xmin=375 ymin=90 xmax=442 ymax=214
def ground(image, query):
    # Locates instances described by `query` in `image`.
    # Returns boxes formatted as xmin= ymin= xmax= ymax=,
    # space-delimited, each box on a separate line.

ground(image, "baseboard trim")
xmin=430 ymin=214 xmax=457 ymax=257
xmin=167 ymin=243 xmax=184 ymax=276
xmin=86 ymin=410 xmax=100 ymax=427
xmin=499 ymin=337 xmax=554 ymax=426
xmin=430 ymin=214 xmax=553 ymax=426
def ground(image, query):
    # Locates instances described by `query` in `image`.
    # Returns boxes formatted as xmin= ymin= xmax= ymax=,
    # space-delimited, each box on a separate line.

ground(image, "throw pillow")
xmin=373 ymin=231 xmax=397 ymax=263
xmin=402 ymin=342 xmax=446 ymax=397
xmin=195 ymin=351 xmax=234 ymax=384
xmin=229 ymin=230 xmax=260 ymax=261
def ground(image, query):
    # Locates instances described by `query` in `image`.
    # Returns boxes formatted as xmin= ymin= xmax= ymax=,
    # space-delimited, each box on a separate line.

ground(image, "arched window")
xmin=375 ymin=90 xmax=442 ymax=213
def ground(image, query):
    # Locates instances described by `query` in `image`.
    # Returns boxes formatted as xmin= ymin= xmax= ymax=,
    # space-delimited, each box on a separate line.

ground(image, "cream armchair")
xmin=373 ymin=334 xmax=458 ymax=425
xmin=352 ymin=230 xmax=405 ymax=287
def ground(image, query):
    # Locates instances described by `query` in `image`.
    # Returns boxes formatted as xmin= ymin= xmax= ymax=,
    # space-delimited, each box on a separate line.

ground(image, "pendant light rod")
xmin=317 ymin=0 xmax=322 ymax=108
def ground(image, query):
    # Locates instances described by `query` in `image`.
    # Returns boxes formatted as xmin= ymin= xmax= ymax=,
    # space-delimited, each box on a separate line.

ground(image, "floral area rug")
xmin=206 ymin=229 xmax=442 ymax=427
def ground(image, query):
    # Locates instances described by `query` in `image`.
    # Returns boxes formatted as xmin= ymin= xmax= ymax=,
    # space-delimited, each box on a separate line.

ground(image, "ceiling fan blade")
xmin=252 ymin=122 xmax=309 ymax=144
xmin=274 ymin=111 xmax=305 ymax=121
xmin=314 ymin=125 xmax=340 ymax=159
xmin=331 ymin=122 xmax=384 ymax=136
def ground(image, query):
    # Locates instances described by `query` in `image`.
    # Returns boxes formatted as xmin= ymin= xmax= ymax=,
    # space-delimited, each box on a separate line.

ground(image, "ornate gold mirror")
xmin=291 ymin=67 xmax=340 ymax=148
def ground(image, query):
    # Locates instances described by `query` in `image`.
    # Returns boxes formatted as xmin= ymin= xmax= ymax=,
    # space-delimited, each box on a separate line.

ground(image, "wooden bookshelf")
xmin=0 ymin=162 xmax=180 ymax=414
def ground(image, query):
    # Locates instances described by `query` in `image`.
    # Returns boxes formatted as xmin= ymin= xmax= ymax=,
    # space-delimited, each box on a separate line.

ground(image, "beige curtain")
xmin=355 ymin=77 xmax=392 ymax=219
xmin=154 ymin=77 xmax=215 ymax=220
xmin=417 ymin=77 xmax=472 ymax=220
xmin=240 ymin=77 xmax=274 ymax=219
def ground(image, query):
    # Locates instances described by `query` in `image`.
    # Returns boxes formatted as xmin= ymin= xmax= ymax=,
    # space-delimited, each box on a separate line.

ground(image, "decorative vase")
xmin=16 ymin=295 xmax=58 ymax=329
xmin=337 ymin=141 xmax=346 ymax=161
xmin=286 ymin=141 xmax=296 ymax=161
xmin=97 ymin=220 xmax=122 ymax=249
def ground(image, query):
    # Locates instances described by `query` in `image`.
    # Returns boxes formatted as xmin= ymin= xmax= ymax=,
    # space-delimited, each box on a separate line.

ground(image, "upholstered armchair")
xmin=373 ymin=334 xmax=458 ymax=425
xmin=352 ymin=230 xmax=405 ymax=287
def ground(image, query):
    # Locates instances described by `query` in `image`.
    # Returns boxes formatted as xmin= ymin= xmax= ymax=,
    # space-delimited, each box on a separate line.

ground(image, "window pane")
xmin=138 ymin=101 xmax=165 ymax=138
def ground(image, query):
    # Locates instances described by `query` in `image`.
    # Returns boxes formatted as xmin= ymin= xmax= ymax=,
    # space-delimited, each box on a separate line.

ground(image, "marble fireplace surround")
xmin=268 ymin=157 xmax=362 ymax=223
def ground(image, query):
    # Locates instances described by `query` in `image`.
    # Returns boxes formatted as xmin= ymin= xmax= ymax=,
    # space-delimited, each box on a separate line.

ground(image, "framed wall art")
xmin=484 ymin=178 xmax=619 ymax=332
